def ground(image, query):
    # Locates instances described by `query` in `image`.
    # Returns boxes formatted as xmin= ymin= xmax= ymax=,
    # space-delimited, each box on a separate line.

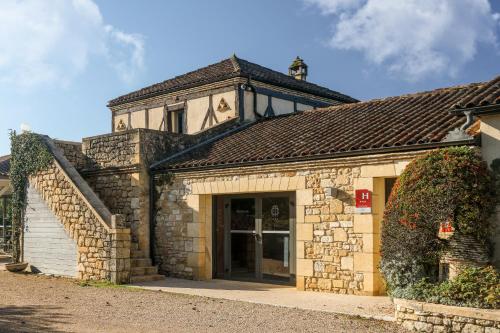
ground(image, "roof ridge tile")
xmin=108 ymin=56 xmax=357 ymax=107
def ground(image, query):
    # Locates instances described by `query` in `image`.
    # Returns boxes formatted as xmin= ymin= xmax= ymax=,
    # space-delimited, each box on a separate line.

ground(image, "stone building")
xmin=107 ymin=55 xmax=355 ymax=134
xmin=14 ymin=56 xmax=500 ymax=294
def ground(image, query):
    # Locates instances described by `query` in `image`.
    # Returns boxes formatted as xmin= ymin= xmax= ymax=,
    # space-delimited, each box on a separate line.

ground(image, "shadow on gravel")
xmin=0 ymin=305 xmax=70 ymax=333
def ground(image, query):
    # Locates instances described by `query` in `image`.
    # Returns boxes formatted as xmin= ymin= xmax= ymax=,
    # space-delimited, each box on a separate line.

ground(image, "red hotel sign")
xmin=355 ymin=189 xmax=372 ymax=213
xmin=440 ymin=221 xmax=453 ymax=233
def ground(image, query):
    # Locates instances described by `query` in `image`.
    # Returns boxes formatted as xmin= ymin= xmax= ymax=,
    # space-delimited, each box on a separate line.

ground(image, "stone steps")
xmin=132 ymin=258 xmax=152 ymax=267
xmin=131 ymin=266 xmax=158 ymax=276
xmin=131 ymin=250 xmax=145 ymax=259
xmin=130 ymin=274 xmax=165 ymax=283
xmin=129 ymin=243 xmax=164 ymax=283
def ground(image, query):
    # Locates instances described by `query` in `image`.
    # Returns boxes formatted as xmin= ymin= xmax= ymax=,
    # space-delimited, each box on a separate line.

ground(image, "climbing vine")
xmin=9 ymin=131 xmax=53 ymax=263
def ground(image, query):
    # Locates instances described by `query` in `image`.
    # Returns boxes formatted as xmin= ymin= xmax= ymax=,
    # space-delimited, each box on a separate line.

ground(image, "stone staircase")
xmin=129 ymin=242 xmax=164 ymax=283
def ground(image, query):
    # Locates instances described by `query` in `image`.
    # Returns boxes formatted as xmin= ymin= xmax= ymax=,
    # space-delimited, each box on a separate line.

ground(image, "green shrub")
xmin=381 ymin=147 xmax=496 ymax=294
xmin=395 ymin=266 xmax=500 ymax=309
xmin=9 ymin=131 xmax=53 ymax=263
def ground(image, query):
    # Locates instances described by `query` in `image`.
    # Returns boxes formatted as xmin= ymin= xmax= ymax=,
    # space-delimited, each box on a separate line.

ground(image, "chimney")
xmin=288 ymin=56 xmax=308 ymax=81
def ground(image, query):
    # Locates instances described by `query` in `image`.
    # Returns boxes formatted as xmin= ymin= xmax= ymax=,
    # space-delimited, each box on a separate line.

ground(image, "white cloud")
xmin=0 ymin=0 xmax=144 ymax=87
xmin=304 ymin=0 xmax=364 ymax=14
xmin=305 ymin=0 xmax=500 ymax=81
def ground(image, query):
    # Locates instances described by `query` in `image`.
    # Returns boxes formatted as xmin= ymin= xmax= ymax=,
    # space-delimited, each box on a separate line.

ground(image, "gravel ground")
xmin=0 ymin=271 xmax=407 ymax=333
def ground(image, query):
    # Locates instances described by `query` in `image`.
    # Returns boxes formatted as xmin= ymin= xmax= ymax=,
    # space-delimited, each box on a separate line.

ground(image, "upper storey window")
xmin=168 ymin=110 xmax=184 ymax=134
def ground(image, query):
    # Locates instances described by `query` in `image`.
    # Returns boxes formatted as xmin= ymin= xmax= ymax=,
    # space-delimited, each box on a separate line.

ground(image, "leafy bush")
xmin=381 ymin=147 xmax=496 ymax=295
xmin=393 ymin=266 xmax=500 ymax=309
xmin=9 ymin=131 xmax=53 ymax=263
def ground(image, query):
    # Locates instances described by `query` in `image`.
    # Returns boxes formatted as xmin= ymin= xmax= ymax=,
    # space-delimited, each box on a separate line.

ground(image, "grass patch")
xmin=76 ymin=280 xmax=141 ymax=291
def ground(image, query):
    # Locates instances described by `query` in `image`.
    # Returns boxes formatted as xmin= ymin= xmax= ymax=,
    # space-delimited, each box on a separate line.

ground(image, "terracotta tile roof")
xmin=153 ymin=78 xmax=494 ymax=172
xmin=108 ymin=55 xmax=357 ymax=107
xmin=452 ymin=75 xmax=500 ymax=109
xmin=0 ymin=155 xmax=10 ymax=176
xmin=443 ymin=234 xmax=489 ymax=264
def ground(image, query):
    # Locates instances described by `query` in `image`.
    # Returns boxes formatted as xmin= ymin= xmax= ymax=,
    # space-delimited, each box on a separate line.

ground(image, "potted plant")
xmin=5 ymin=262 xmax=28 ymax=272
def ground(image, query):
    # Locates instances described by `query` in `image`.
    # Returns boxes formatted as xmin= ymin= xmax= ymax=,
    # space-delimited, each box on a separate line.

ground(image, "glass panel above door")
xmin=230 ymin=198 xmax=255 ymax=231
xmin=262 ymin=197 xmax=289 ymax=231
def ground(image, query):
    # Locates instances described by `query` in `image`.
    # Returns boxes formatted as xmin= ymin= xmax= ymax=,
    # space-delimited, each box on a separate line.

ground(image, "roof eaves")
xmin=449 ymin=104 xmax=500 ymax=116
xmin=107 ymin=72 xmax=241 ymax=107
xmin=245 ymin=75 xmax=358 ymax=103
xmin=162 ymin=138 xmax=479 ymax=173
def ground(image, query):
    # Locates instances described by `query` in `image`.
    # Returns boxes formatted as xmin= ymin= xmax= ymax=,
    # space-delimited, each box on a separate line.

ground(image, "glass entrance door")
xmin=224 ymin=194 xmax=294 ymax=283
xmin=228 ymin=198 xmax=256 ymax=280
xmin=261 ymin=197 xmax=290 ymax=281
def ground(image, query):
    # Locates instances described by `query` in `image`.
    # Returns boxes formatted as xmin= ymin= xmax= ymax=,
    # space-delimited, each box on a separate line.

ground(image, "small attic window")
xmin=165 ymin=102 xmax=185 ymax=134
xmin=169 ymin=110 xmax=184 ymax=134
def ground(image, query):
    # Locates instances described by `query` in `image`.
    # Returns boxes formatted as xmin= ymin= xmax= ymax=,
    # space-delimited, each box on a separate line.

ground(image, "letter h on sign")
xmin=355 ymin=189 xmax=372 ymax=213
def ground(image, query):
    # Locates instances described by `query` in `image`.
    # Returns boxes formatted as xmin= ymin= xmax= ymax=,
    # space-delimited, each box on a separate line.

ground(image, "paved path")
xmin=129 ymin=277 xmax=395 ymax=321
xmin=0 ymin=272 xmax=406 ymax=333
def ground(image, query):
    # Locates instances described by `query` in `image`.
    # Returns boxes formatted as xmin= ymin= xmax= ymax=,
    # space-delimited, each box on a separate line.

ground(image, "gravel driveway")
xmin=0 ymin=272 xmax=407 ymax=333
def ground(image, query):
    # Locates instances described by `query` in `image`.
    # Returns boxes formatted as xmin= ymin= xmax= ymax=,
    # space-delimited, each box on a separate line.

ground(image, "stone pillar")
xmin=203 ymin=195 xmax=213 ymax=280
xmin=109 ymin=215 xmax=131 ymax=284
xmin=185 ymin=194 xmax=207 ymax=280
xmin=296 ymin=188 xmax=314 ymax=291
xmin=354 ymin=163 xmax=397 ymax=296
xmin=353 ymin=177 xmax=384 ymax=295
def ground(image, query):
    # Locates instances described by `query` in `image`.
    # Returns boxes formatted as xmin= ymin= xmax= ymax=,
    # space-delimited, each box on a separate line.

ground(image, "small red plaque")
xmin=355 ymin=189 xmax=372 ymax=213
xmin=440 ymin=222 xmax=453 ymax=233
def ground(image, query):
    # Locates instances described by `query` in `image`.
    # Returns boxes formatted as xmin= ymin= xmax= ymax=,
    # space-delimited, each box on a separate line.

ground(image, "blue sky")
xmin=1 ymin=0 xmax=499 ymax=155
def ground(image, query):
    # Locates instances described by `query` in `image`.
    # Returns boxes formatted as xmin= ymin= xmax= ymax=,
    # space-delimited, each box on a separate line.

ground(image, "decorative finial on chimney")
xmin=289 ymin=56 xmax=308 ymax=81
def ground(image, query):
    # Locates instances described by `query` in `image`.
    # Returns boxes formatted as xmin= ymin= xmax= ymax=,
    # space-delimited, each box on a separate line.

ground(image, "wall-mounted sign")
xmin=355 ymin=189 xmax=372 ymax=213
xmin=440 ymin=221 xmax=453 ymax=233
xmin=438 ymin=221 xmax=454 ymax=239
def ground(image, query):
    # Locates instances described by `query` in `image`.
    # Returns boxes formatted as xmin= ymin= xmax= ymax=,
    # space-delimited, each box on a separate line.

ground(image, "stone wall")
xmin=303 ymin=167 xmax=361 ymax=293
xmin=153 ymin=152 xmax=418 ymax=295
xmin=79 ymin=129 xmax=187 ymax=258
xmin=84 ymin=172 xmax=140 ymax=243
xmin=80 ymin=123 xmax=245 ymax=257
xmin=29 ymin=138 xmax=131 ymax=283
xmin=54 ymin=140 xmax=88 ymax=170
xmin=154 ymin=178 xmax=192 ymax=279
xmin=394 ymin=298 xmax=500 ymax=333
xmin=82 ymin=131 xmax=139 ymax=169
xmin=81 ymin=128 xmax=192 ymax=170
xmin=480 ymin=114 xmax=500 ymax=269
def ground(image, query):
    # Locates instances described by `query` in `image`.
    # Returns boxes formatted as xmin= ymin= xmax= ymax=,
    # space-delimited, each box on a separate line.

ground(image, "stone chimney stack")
xmin=288 ymin=56 xmax=308 ymax=81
